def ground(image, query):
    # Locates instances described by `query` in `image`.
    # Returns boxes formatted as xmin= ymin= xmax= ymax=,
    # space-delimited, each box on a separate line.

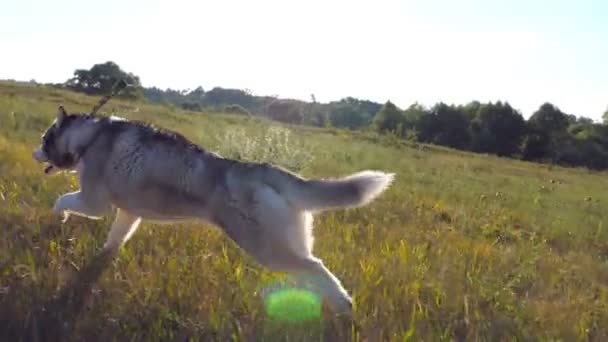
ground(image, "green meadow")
xmin=1 ymin=81 xmax=607 ymax=341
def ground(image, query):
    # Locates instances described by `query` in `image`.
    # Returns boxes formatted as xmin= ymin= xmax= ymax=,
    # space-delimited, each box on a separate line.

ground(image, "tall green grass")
xmin=1 ymin=81 xmax=607 ymax=341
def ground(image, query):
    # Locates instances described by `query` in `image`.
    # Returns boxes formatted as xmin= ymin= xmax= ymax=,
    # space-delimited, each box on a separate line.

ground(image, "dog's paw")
xmin=329 ymin=294 xmax=353 ymax=317
xmin=60 ymin=211 xmax=71 ymax=223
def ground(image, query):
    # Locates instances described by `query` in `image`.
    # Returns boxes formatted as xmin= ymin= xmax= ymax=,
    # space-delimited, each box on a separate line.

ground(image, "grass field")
xmin=1 ymin=81 xmax=607 ymax=341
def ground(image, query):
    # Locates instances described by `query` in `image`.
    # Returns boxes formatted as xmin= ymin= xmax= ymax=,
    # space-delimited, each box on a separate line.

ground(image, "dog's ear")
xmin=57 ymin=106 xmax=67 ymax=125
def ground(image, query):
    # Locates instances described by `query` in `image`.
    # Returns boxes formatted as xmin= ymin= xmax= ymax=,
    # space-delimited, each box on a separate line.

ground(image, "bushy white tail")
xmin=286 ymin=170 xmax=395 ymax=212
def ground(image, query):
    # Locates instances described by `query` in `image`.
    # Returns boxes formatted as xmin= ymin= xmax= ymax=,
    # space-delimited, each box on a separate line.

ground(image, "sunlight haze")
xmin=1 ymin=0 xmax=606 ymax=120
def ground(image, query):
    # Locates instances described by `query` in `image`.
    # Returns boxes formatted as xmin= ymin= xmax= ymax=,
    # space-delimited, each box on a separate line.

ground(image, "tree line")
xmin=62 ymin=61 xmax=608 ymax=170
xmin=373 ymin=100 xmax=608 ymax=170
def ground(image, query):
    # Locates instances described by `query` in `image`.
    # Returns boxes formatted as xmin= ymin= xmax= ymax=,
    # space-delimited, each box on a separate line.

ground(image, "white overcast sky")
xmin=1 ymin=0 xmax=606 ymax=120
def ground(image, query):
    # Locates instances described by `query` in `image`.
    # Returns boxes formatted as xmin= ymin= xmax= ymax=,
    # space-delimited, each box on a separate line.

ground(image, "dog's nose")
xmin=32 ymin=148 xmax=44 ymax=161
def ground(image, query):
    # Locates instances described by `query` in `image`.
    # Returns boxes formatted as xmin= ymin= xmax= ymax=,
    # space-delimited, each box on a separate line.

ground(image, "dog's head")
xmin=32 ymin=106 xmax=81 ymax=175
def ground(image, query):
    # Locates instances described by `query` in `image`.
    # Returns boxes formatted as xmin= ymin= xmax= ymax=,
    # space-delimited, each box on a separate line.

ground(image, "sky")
xmin=1 ymin=0 xmax=606 ymax=120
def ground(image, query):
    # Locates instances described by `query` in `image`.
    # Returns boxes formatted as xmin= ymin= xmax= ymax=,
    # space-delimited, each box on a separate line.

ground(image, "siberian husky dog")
xmin=32 ymin=106 xmax=395 ymax=314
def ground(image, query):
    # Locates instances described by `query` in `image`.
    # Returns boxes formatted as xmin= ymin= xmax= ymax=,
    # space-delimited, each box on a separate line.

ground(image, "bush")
xmin=223 ymin=104 xmax=251 ymax=116
xmin=181 ymin=101 xmax=202 ymax=111
xmin=209 ymin=125 xmax=315 ymax=172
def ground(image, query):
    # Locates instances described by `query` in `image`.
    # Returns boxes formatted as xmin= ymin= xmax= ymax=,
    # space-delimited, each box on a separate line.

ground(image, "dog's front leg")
xmin=53 ymin=190 xmax=112 ymax=223
xmin=102 ymin=209 xmax=141 ymax=254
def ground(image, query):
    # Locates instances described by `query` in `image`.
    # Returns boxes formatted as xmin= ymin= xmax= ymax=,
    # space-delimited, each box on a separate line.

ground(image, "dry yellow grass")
xmin=1 ymin=81 xmax=607 ymax=341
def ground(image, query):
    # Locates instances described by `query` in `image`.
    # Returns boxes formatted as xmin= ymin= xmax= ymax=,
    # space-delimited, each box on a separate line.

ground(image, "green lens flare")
xmin=264 ymin=288 xmax=322 ymax=323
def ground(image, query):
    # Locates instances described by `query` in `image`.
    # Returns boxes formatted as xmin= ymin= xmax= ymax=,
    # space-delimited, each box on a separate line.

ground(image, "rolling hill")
xmin=1 ymin=81 xmax=607 ymax=341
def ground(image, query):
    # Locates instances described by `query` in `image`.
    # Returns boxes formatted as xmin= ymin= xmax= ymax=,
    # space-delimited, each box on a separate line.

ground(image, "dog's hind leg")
xmin=267 ymin=252 xmax=354 ymax=315
xmin=215 ymin=186 xmax=353 ymax=315
xmin=261 ymin=214 xmax=353 ymax=314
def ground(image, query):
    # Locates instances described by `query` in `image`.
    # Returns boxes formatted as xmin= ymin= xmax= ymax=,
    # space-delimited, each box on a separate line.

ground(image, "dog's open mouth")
xmin=40 ymin=154 xmax=76 ymax=175
xmin=44 ymin=164 xmax=55 ymax=174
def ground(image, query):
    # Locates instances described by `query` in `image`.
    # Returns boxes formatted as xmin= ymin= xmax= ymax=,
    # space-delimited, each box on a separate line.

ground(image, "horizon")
xmin=1 ymin=0 xmax=606 ymax=120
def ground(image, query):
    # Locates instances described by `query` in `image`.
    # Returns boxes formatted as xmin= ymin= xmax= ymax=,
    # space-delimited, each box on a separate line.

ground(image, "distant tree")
xmin=521 ymin=130 xmax=550 ymax=161
xmin=576 ymin=116 xmax=594 ymax=125
xmin=143 ymin=87 xmax=167 ymax=103
xmin=144 ymin=87 xmax=194 ymax=108
xmin=546 ymin=133 xmax=608 ymax=170
xmin=417 ymin=103 xmax=470 ymax=149
xmin=470 ymin=101 xmax=526 ymax=156
xmin=528 ymin=102 xmax=570 ymax=134
xmin=372 ymin=101 xmax=405 ymax=134
xmin=399 ymin=103 xmax=428 ymax=138
xmin=202 ymin=87 xmax=255 ymax=109
xmin=460 ymin=101 xmax=482 ymax=121
xmin=355 ymin=98 xmax=383 ymax=118
xmin=328 ymin=104 xmax=370 ymax=129
xmin=304 ymin=103 xmax=330 ymax=127
xmin=187 ymin=86 xmax=205 ymax=100
xmin=556 ymin=122 xmax=608 ymax=169
xmin=568 ymin=122 xmax=608 ymax=146
xmin=65 ymin=61 xmax=143 ymax=99
xmin=521 ymin=102 xmax=571 ymax=161
xmin=266 ymin=99 xmax=306 ymax=124
xmin=603 ymin=107 xmax=608 ymax=125
xmin=402 ymin=103 xmax=427 ymax=126
xmin=578 ymin=140 xmax=608 ymax=170
xmin=326 ymin=97 xmax=381 ymax=129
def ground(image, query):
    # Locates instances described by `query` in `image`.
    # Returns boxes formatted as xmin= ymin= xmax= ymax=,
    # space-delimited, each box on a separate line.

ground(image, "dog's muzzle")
xmin=32 ymin=147 xmax=48 ymax=163
xmin=32 ymin=148 xmax=60 ymax=175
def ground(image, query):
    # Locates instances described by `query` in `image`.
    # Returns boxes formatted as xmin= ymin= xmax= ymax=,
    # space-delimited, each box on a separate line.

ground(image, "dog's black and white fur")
xmin=33 ymin=106 xmax=395 ymax=314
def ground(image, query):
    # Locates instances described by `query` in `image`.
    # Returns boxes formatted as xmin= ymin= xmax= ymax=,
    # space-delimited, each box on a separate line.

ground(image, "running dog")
xmin=32 ymin=106 xmax=395 ymax=314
